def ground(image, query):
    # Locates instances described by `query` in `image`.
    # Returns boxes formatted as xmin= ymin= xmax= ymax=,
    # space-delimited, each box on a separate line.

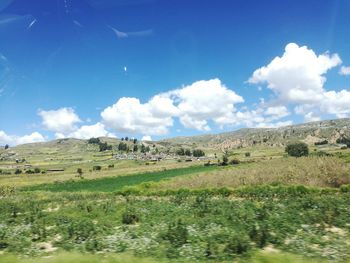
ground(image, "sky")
xmin=0 ymin=0 xmax=350 ymax=145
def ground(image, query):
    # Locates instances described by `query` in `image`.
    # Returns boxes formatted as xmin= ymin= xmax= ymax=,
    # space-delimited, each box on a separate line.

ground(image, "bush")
xmin=336 ymin=137 xmax=350 ymax=147
xmin=163 ymin=219 xmax=188 ymax=247
xmin=314 ymin=140 xmax=328 ymax=145
xmin=222 ymin=154 xmax=228 ymax=166
xmin=285 ymin=142 xmax=309 ymax=157
xmin=88 ymin=138 xmax=100 ymax=144
xmin=77 ymin=168 xmax=83 ymax=177
xmin=108 ymin=164 xmax=114 ymax=168
xmin=230 ymin=159 xmax=240 ymax=165
xmin=34 ymin=168 xmax=41 ymax=173
xmin=99 ymin=142 xmax=112 ymax=152
xmin=92 ymin=165 xmax=102 ymax=171
xmin=122 ymin=211 xmax=139 ymax=224
xmin=245 ymin=152 xmax=251 ymax=157
xmin=193 ymin=149 xmax=205 ymax=157
xmin=14 ymin=169 xmax=22 ymax=174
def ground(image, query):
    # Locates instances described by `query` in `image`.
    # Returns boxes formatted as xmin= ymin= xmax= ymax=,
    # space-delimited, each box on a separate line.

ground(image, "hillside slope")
xmin=162 ymin=118 xmax=350 ymax=149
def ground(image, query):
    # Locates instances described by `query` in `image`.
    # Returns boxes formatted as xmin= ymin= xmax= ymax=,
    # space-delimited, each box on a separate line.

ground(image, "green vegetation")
xmin=0 ymin=186 xmax=349 ymax=262
xmin=1 ymin=131 xmax=350 ymax=262
xmin=285 ymin=142 xmax=309 ymax=157
xmin=23 ymin=166 xmax=217 ymax=192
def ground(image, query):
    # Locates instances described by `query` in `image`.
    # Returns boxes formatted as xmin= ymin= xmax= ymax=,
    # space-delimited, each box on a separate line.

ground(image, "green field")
xmin=23 ymin=165 xmax=218 ymax=192
xmin=1 ymin=139 xmax=350 ymax=262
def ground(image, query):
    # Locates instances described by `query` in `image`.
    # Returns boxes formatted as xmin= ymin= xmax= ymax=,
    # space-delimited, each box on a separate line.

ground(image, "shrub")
xmin=118 ymin=142 xmax=128 ymax=151
xmin=314 ymin=140 xmax=328 ymax=145
xmin=336 ymin=137 xmax=350 ymax=147
xmin=230 ymin=159 xmax=240 ymax=165
xmin=163 ymin=219 xmax=188 ymax=247
xmin=108 ymin=164 xmax=114 ymax=168
xmin=14 ymin=169 xmax=22 ymax=174
xmin=285 ymin=142 xmax=309 ymax=157
xmin=224 ymin=233 xmax=251 ymax=255
xmin=193 ymin=149 xmax=205 ymax=157
xmin=245 ymin=152 xmax=251 ymax=157
xmin=77 ymin=168 xmax=83 ymax=176
xmin=34 ymin=168 xmax=41 ymax=173
xmin=92 ymin=165 xmax=102 ymax=171
xmin=99 ymin=142 xmax=112 ymax=152
xmin=222 ymin=154 xmax=228 ymax=165
xmin=176 ymin=148 xmax=185 ymax=156
xmin=122 ymin=211 xmax=139 ymax=224
xmin=88 ymin=137 xmax=100 ymax=144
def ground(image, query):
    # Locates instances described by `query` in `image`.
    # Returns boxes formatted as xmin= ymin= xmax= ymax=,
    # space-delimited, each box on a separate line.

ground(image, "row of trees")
xmin=176 ymin=148 xmax=205 ymax=157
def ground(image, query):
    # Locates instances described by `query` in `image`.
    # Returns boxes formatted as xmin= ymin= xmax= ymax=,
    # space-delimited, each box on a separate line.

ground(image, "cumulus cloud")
xmin=164 ymin=79 xmax=244 ymax=130
xmin=339 ymin=66 xmax=350 ymax=76
xmin=67 ymin=122 xmax=116 ymax=139
xmin=101 ymin=79 xmax=245 ymax=135
xmin=255 ymin=120 xmax=293 ymax=128
xmin=141 ymin=135 xmax=152 ymax=141
xmin=101 ymin=96 xmax=178 ymax=135
xmin=38 ymin=107 xmax=81 ymax=133
xmin=249 ymin=43 xmax=350 ymax=120
xmin=0 ymin=130 xmax=45 ymax=146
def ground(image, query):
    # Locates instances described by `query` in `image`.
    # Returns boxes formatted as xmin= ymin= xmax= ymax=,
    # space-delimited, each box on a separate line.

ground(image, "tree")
xmin=77 ymin=168 xmax=83 ymax=178
xmin=133 ymin=145 xmax=138 ymax=152
xmin=140 ymin=144 xmax=146 ymax=153
xmin=185 ymin=149 xmax=191 ymax=156
xmin=222 ymin=154 xmax=228 ymax=166
xmin=336 ymin=137 xmax=350 ymax=148
xmin=93 ymin=165 xmax=102 ymax=171
xmin=118 ymin=142 xmax=128 ymax=151
xmin=285 ymin=142 xmax=309 ymax=157
xmin=193 ymin=149 xmax=205 ymax=157
xmin=176 ymin=148 xmax=185 ymax=156
xmin=125 ymin=136 xmax=129 ymax=141
xmin=88 ymin=138 xmax=100 ymax=144
xmin=133 ymin=138 xmax=137 ymax=144
xmin=145 ymin=146 xmax=150 ymax=152
xmin=4 ymin=144 xmax=9 ymax=150
xmin=99 ymin=142 xmax=112 ymax=152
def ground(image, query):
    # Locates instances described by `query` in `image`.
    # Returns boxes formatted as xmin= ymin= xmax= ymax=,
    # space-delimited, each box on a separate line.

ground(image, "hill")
xmin=162 ymin=118 xmax=350 ymax=149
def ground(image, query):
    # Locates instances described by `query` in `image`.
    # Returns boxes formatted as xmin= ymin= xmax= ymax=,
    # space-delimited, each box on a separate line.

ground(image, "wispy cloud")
xmin=27 ymin=19 xmax=37 ymax=29
xmin=108 ymin=25 xmax=153 ymax=38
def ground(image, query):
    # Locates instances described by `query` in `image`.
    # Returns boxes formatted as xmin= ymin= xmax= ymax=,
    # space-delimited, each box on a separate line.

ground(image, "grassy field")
xmin=1 ymin=187 xmax=350 ymax=262
xmin=1 ymin=140 xmax=350 ymax=262
xmin=22 ymin=165 xmax=219 ymax=192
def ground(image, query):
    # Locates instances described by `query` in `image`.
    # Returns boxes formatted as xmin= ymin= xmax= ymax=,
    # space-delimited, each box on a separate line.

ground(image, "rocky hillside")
xmin=162 ymin=118 xmax=350 ymax=149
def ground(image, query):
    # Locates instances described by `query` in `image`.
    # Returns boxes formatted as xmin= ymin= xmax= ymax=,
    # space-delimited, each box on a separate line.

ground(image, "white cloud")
xmin=255 ymin=120 xmax=293 ymax=128
xmin=141 ymin=135 xmax=152 ymax=141
xmin=101 ymin=97 xmax=177 ymax=135
xmin=38 ymin=107 xmax=81 ymax=133
xmin=303 ymin=112 xmax=321 ymax=122
xmin=249 ymin=43 xmax=350 ymax=120
xmin=249 ymin=43 xmax=342 ymax=104
xmin=264 ymin=106 xmax=289 ymax=119
xmin=339 ymin=66 xmax=350 ymax=76
xmin=0 ymin=130 xmax=45 ymax=146
xmin=165 ymin=79 xmax=244 ymax=130
xmin=67 ymin=122 xmax=116 ymax=139
xmin=101 ymin=79 xmax=245 ymax=135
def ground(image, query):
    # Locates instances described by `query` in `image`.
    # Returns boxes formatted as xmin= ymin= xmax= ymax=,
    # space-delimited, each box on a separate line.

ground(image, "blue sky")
xmin=0 ymin=0 xmax=350 ymax=144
